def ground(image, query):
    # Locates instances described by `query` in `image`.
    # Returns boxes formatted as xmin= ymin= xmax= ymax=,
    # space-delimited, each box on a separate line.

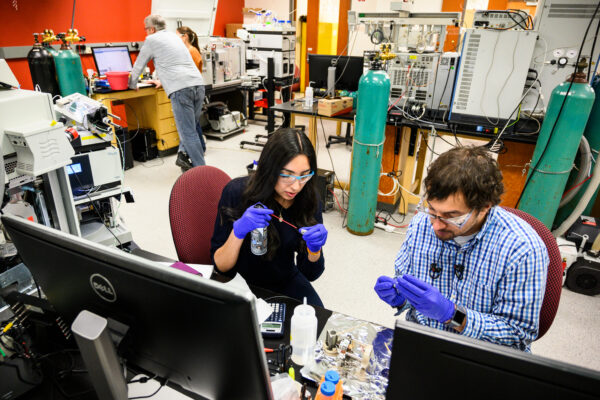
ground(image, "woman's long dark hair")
xmin=224 ymin=128 xmax=319 ymax=260
xmin=176 ymin=26 xmax=200 ymax=52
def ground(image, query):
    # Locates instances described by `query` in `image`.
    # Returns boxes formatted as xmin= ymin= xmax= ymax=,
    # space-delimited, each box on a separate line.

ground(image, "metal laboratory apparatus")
xmin=347 ymin=59 xmax=391 ymax=235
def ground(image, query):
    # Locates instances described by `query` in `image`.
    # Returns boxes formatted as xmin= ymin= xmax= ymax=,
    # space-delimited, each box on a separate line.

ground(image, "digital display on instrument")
xmin=66 ymin=163 xmax=82 ymax=175
xmin=261 ymin=322 xmax=282 ymax=329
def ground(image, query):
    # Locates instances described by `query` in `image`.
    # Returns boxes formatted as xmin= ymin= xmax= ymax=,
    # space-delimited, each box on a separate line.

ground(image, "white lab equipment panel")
xmin=450 ymin=29 xmax=537 ymax=127
xmin=5 ymin=120 xmax=75 ymax=176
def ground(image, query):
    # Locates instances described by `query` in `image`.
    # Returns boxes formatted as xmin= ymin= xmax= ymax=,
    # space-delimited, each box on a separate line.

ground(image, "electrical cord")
xmin=515 ymin=1 xmax=600 ymax=209
xmin=434 ymin=60 xmax=453 ymax=122
xmin=586 ymin=14 xmax=600 ymax=81
xmin=318 ymin=117 xmax=349 ymax=197
xmin=71 ymin=173 xmax=124 ymax=248
xmin=488 ymin=71 xmax=546 ymax=151
xmin=315 ymin=29 xmax=360 ymax=100
xmin=480 ymin=31 xmax=520 ymax=127
xmin=318 ymin=117 xmax=349 ymax=228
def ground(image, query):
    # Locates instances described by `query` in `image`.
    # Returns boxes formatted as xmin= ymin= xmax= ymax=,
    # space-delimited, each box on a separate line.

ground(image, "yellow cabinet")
xmin=92 ymin=87 xmax=180 ymax=154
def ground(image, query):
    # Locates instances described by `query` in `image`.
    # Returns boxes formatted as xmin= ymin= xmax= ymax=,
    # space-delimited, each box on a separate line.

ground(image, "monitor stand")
xmin=71 ymin=310 xmax=128 ymax=400
xmin=327 ymin=66 xmax=336 ymax=97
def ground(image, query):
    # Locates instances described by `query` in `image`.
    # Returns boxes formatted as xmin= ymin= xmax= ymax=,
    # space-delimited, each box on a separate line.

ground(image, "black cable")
xmin=587 ymin=16 xmax=600 ymax=81
xmin=92 ymin=97 xmax=141 ymax=145
xmin=319 ymin=116 xmax=349 ymax=214
xmin=506 ymin=12 xmax=528 ymax=30
xmin=0 ymin=359 xmax=42 ymax=386
xmin=33 ymin=278 xmax=42 ymax=298
xmin=424 ymin=139 xmax=441 ymax=156
xmin=515 ymin=1 xmax=600 ymax=208
xmin=427 ymin=127 xmax=456 ymax=148
xmin=72 ymin=173 xmax=124 ymax=248
xmin=435 ymin=60 xmax=452 ymax=122
xmin=318 ymin=117 xmax=350 ymax=228
xmin=451 ymin=124 xmax=462 ymax=146
xmin=128 ymin=373 xmax=158 ymax=384
xmin=371 ymin=29 xmax=385 ymax=45
xmin=483 ymin=76 xmax=539 ymax=152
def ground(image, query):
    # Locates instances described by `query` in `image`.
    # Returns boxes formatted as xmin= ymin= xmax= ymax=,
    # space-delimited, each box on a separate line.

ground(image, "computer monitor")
xmin=2 ymin=215 xmax=273 ymax=400
xmin=386 ymin=320 xmax=600 ymax=399
xmin=91 ymin=46 xmax=133 ymax=75
xmin=308 ymin=54 xmax=363 ymax=92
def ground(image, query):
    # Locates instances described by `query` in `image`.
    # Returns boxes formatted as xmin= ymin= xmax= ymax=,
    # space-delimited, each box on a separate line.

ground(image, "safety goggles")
xmin=416 ymin=200 xmax=474 ymax=229
xmin=279 ymin=171 xmax=314 ymax=185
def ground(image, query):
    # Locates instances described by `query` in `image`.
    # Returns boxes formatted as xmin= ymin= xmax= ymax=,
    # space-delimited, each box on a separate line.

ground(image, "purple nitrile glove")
xmin=299 ymin=224 xmax=328 ymax=252
xmin=374 ymin=276 xmax=406 ymax=307
xmin=232 ymin=203 xmax=273 ymax=239
xmin=396 ymin=274 xmax=455 ymax=323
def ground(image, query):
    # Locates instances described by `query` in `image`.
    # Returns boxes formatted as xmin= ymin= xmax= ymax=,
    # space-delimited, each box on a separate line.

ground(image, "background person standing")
xmin=129 ymin=14 xmax=205 ymax=170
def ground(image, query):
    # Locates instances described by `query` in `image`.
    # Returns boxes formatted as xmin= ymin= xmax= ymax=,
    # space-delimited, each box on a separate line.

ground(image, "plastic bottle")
xmin=315 ymin=381 xmax=335 ymax=400
xmin=290 ymin=297 xmax=317 ymax=365
xmin=304 ymin=83 xmax=314 ymax=109
xmin=286 ymin=20 xmax=292 ymax=30
xmin=250 ymin=204 xmax=267 ymax=256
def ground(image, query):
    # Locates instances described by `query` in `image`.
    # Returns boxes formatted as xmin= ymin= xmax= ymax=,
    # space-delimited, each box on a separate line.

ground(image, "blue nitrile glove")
xmin=374 ymin=276 xmax=406 ymax=307
xmin=232 ymin=203 xmax=273 ymax=239
xmin=299 ymin=224 xmax=328 ymax=252
xmin=396 ymin=274 xmax=455 ymax=323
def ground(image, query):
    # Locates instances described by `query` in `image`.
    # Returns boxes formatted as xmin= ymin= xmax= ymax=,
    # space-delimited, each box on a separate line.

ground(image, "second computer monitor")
xmin=308 ymin=54 xmax=363 ymax=92
xmin=92 ymin=46 xmax=133 ymax=76
xmin=386 ymin=320 xmax=600 ymax=399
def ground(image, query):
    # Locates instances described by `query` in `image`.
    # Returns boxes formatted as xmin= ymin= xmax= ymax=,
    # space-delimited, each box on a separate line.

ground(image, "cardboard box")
xmin=225 ymin=23 xmax=244 ymax=38
xmin=317 ymin=97 xmax=353 ymax=117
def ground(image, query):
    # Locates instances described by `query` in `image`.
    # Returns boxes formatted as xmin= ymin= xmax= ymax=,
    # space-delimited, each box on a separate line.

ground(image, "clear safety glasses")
xmin=416 ymin=200 xmax=474 ymax=229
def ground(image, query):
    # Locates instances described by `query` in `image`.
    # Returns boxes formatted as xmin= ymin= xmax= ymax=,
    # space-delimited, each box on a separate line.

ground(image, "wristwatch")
xmin=445 ymin=305 xmax=467 ymax=329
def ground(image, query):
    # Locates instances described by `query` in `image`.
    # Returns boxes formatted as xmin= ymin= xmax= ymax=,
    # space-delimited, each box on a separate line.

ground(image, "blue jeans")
xmin=170 ymin=85 xmax=205 ymax=166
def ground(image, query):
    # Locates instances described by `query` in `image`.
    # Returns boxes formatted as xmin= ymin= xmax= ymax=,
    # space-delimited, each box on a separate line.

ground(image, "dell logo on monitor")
xmin=90 ymin=274 xmax=117 ymax=303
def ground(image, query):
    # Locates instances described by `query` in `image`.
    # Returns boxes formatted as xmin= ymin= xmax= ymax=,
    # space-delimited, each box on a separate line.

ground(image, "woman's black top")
xmin=210 ymin=177 xmax=325 ymax=291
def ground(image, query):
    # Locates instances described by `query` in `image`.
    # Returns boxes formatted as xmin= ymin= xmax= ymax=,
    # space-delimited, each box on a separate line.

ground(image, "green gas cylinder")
xmin=519 ymin=65 xmax=595 ymax=228
xmin=554 ymin=77 xmax=600 ymax=226
xmin=347 ymin=61 xmax=390 ymax=235
xmin=54 ymin=41 xmax=86 ymax=96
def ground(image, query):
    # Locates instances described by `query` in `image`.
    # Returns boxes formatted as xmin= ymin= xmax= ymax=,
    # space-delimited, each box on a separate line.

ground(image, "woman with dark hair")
xmin=176 ymin=26 xmax=202 ymax=72
xmin=210 ymin=129 xmax=328 ymax=306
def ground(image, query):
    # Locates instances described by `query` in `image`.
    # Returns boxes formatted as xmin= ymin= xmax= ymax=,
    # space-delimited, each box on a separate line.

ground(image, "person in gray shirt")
xmin=129 ymin=14 xmax=205 ymax=169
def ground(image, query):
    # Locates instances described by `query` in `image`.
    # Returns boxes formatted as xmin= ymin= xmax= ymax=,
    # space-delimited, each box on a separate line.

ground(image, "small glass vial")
xmin=250 ymin=204 xmax=267 ymax=256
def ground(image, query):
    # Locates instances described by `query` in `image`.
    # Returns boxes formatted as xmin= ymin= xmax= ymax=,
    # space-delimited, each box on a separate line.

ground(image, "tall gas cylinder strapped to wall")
xmin=347 ymin=60 xmax=391 ymax=235
xmin=554 ymin=76 xmax=600 ymax=227
xmin=54 ymin=29 xmax=86 ymax=96
xmin=27 ymin=33 xmax=60 ymax=98
xmin=519 ymin=61 xmax=595 ymax=228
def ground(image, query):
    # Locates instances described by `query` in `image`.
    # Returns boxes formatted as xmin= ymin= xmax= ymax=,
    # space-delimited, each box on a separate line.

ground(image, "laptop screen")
xmin=91 ymin=46 xmax=133 ymax=75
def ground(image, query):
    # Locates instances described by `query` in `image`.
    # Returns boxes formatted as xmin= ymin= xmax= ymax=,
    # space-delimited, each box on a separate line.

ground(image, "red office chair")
xmin=502 ymin=207 xmax=563 ymax=340
xmin=169 ymin=166 xmax=231 ymax=265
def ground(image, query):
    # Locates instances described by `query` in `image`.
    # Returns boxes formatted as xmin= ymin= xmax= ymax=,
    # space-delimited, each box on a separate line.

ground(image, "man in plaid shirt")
xmin=375 ymin=146 xmax=548 ymax=351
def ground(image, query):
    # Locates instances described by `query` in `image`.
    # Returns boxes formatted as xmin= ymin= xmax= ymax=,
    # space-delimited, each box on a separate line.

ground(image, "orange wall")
xmin=213 ymin=0 xmax=244 ymax=37
xmin=0 ymin=0 xmax=241 ymax=90
xmin=442 ymin=0 xmax=463 ymax=52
